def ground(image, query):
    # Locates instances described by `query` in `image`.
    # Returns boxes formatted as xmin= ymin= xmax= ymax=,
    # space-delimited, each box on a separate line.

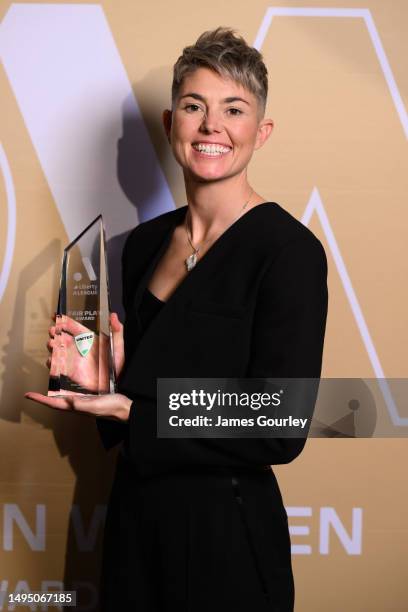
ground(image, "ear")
xmin=162 ymin=109 xmax=172 ymax=143
xmin=254 ymin=117 xmax=274 ymax=151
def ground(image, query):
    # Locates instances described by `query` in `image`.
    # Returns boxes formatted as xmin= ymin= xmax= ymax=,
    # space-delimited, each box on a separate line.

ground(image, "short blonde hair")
xmin=171 ymin=27 xmax=268 ymax=118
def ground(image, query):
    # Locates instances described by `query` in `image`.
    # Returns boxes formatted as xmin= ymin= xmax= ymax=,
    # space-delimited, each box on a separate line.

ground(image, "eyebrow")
xmin=179 ymin=93 xmax=250 ymax=106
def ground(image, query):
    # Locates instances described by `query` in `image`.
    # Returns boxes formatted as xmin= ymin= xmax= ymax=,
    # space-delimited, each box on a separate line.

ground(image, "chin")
xmin=190 ymin=171 xmax=230 ymax=184
xmin=188 ymin=164 xmax=232 ymax=183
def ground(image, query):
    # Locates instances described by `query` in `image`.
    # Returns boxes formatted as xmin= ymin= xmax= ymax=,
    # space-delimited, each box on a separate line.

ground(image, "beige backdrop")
xmin=0 ymin=0 xmax=407 ymax=610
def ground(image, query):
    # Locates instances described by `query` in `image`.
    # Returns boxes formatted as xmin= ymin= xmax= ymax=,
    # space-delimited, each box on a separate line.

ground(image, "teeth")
xmin=193 ymin=143 xmax=231 ymax=155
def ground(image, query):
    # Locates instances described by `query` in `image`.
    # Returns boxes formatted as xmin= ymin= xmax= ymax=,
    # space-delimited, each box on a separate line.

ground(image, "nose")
xmin=199 ymin=108 xmax=223 ymax=134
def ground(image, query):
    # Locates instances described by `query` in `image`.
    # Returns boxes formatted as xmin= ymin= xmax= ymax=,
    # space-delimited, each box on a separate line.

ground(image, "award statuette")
xmin=48 ymin=215 xmax=116 ymax=396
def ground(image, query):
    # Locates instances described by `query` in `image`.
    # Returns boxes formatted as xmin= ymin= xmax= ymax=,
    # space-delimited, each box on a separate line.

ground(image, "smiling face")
xmin=163 ymin=67 xmax=273 ymax=184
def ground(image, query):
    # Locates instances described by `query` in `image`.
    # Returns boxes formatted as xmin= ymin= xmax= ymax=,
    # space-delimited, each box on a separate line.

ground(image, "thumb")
xmin=110 ymin=312 xmax=124 ymax=377
xmin=110 ymin=312 xmax=123 ymax=335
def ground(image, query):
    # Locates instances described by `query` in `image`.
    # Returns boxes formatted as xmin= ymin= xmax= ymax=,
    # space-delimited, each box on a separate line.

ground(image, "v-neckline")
xmin=144 ymin=286 xmax=165 ymax=304
xmin=144 ymin=201 xmax=278 ymax=307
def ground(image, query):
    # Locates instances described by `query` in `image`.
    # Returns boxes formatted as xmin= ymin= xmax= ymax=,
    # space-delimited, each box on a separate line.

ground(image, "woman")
xmin=26 ymin=27 xmax=328 ymax=611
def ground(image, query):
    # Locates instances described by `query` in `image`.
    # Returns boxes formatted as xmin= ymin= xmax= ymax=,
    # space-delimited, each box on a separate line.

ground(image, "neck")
xmin=183 ymin=172 xmax=257 ymax=243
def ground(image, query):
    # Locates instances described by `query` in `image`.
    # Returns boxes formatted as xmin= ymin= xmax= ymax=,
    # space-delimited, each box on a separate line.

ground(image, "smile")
xmin=192 ymin=142 xmax=232 ymax=157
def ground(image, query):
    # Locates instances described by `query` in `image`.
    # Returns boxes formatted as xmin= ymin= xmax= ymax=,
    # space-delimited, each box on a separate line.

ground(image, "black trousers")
xmin=99 ymin=454 xmax=294 ymax=611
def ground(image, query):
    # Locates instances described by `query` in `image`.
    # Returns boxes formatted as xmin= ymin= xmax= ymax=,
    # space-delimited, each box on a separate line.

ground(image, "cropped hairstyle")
xmin=171 ymin=27 xmax=268 ymax=118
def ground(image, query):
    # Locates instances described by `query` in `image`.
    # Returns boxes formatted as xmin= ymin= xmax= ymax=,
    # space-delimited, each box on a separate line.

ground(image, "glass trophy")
xmin=48 ymin=215 xmax=116 ymax=396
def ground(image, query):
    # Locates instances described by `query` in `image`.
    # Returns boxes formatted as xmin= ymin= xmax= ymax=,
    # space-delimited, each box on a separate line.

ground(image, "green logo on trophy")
xmin=48 ymin=215 xmax=116 ymax=396
xmin=74 ymin=332 xmax=95 ymax=357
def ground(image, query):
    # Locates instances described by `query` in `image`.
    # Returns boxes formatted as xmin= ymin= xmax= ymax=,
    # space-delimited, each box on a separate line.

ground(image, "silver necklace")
xmin=184 ymin=189 xmax=254 ymax=272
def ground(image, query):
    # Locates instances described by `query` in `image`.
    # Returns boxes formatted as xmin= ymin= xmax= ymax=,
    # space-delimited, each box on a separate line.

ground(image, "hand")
xmin=46 ymin=312 xmax=125 ymax=393
xmin=24 ymin=312 xmax=130 ymax=420
xmin=24 ymin=391 xmax=132 ymax=422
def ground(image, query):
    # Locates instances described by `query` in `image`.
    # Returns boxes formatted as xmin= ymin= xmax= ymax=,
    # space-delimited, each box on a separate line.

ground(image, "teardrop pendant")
xmin=185 ymin=252 xmax=198 ymax=271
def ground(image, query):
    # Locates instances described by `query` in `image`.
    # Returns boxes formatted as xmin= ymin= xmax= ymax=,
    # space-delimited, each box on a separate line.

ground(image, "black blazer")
xmin=97 ymin=202 xmax=328 ymax=477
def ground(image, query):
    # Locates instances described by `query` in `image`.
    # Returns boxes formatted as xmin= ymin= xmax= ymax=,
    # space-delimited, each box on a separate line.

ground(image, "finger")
xmin=56 ymin=315 xmax=90 ymax=337
xmin=110 ymin=312 xmax=123 ymax=333
xmin=24 ymin=392 xmax=74 ymax=411
xmin=46 ymin=338 xmax=55 ymax=352
xmin=110 ymin=314 xmax=124 ymax=377
xmin=48 ymin=326 xmax=56 ymax=338
xmin=49 ymin=351 xmax=59 ymax=377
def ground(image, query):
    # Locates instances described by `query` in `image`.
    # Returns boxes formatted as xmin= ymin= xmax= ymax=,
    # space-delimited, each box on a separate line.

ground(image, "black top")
xmin=97 ymin=202 xmax=328 ymax=476
xmin=138 ymin=287 xmax=165 ymax=336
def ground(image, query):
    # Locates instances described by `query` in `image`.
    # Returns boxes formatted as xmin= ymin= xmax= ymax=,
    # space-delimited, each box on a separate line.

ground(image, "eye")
xmin=184 ymin=104 xmax=203 ymax=113
xmin=227 ymin=108 xmax=243 ymax=116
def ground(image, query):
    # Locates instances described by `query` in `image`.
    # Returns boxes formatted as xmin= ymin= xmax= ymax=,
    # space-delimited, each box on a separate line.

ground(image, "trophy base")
xmin=47 ymin=392 xmax=108 ymax=399
xmin=48 ymin=375 xmax=113 ymax=397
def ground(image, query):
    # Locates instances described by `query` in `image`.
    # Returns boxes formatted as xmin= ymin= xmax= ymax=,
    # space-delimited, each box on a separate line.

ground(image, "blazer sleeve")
xmin=244 ymin=235 xmax=328 ymax=461
xmin=126 ymin=234 xmax=328 ymax=470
